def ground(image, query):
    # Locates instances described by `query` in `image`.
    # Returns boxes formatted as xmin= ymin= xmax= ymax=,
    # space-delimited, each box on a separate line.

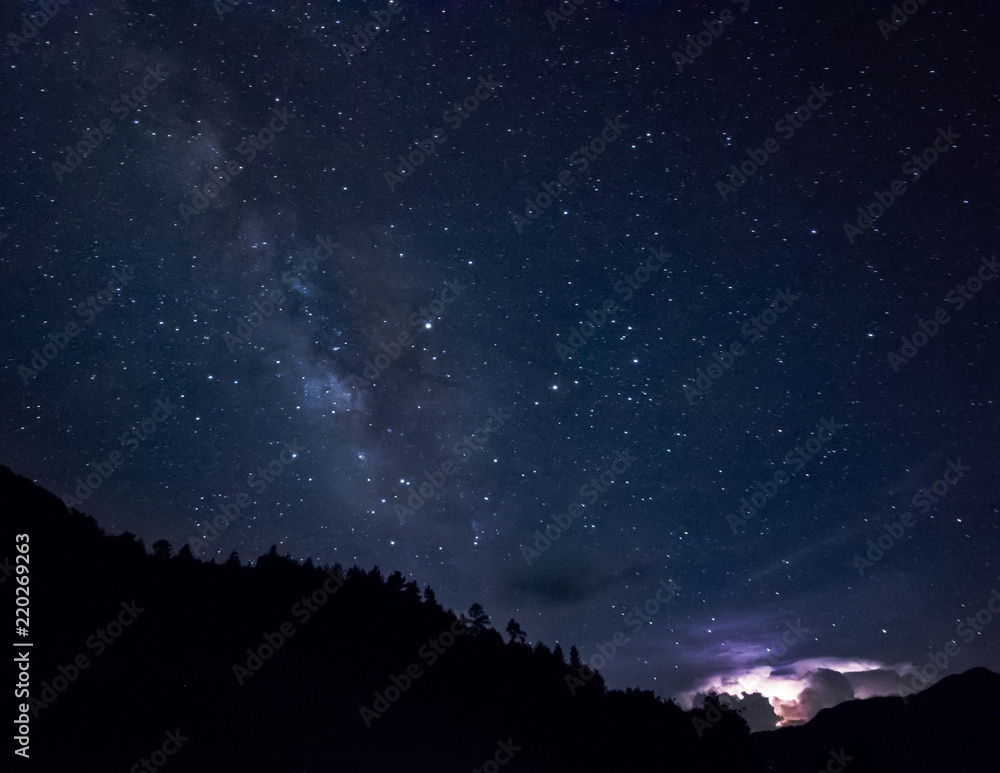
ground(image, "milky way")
xmin=3 ymin=1 xmax=999 ymax=726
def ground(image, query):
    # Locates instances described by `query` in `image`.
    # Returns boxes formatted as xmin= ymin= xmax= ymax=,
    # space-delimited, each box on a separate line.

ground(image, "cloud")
xmin=693 ymin=690 xmax=781 ymax=733
xmin=508 ymin=559 xmax=632 ymax=606
xmin=774 ymin=668 xmax=855 ymax=726
xmin=844 ymin=667 xmax=918 ymax=699
xmin=731 ymin=691 xmax=782 ymax=732
xmin=678 ymin=657 xmax=918 ymax=727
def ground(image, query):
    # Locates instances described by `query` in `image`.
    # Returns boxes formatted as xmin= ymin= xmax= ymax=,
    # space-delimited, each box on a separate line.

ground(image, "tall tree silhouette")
xmin=423 ymin=585 xmax=441 ymax=610
xmin=506 ymin=618 xmax=527 ymax=645
xmin=468 ymin=602 xmax=491 ymax=636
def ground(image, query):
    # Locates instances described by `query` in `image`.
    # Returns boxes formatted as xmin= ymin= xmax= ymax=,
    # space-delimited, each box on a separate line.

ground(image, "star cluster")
xmin=3 ymin=1 xmax=998 ymax=725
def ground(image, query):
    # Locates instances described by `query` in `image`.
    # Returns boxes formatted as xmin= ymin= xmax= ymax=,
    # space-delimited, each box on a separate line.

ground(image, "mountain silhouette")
xmin=754 ymin=666 xmax=1000 ymax=773
xmin=3 ymin=464 xmax=997 ymax=772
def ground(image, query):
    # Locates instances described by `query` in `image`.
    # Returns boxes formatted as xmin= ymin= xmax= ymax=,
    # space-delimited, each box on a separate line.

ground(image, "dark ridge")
xmin=4 ymin=465 xmax=996 ymax=772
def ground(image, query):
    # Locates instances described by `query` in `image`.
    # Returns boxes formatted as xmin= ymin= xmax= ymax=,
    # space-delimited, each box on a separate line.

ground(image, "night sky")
xmin=3 ymin=0 xmax=999 ymax=730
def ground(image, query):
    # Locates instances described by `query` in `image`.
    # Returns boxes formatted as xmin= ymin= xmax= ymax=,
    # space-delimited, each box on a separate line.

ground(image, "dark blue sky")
xmin=3 ymin=0 xmax=998 ymax=727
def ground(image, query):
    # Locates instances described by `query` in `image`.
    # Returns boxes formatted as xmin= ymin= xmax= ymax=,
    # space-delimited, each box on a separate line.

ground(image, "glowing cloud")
xmin=679 ymin=657 xmax=917 ymax=729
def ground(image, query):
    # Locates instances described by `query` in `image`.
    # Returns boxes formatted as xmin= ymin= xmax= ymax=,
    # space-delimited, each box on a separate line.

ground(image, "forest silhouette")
xmin=4 ymin=465 xmax=997 ymax=772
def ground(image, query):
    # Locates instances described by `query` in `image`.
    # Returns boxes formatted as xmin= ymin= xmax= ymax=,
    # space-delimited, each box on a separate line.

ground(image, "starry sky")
xmin=3 ymin=0 xmax=999 ymax=729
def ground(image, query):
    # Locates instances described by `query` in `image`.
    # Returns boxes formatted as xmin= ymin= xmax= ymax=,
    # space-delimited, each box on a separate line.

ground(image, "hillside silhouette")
xmin=754 ymin=666 xmax=1000 ymax=773
xmin=3 ymin=464 xmax=997 ymax=771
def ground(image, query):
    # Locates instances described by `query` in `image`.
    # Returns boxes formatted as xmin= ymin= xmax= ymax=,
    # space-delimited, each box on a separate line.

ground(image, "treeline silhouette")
xmin=3 ymin=466 xmax=759 ymax=772
xmin=4 ymin=465 xmax=998 ymax=771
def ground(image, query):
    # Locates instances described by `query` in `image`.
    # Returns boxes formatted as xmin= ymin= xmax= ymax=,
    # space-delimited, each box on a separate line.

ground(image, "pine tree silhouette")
xmin=506 ymin=618 xmax=527 ymax=645
xmin=468 ymin=602 xmax=491 ymax=635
